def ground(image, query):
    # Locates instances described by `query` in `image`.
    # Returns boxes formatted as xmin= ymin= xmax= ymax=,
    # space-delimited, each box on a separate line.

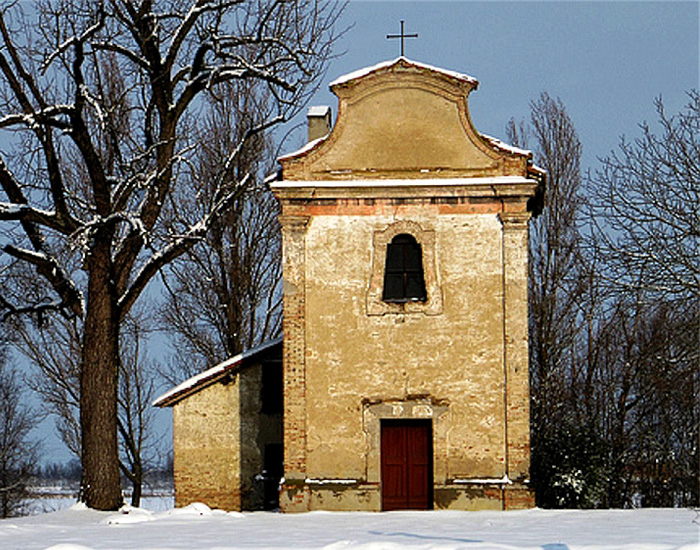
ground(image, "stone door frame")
xmin=362 ymin=397 xmax=450 ymax=490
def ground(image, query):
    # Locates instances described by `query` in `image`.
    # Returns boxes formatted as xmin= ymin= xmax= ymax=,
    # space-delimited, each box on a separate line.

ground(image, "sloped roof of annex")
xmin=153 ymin=337 xmax=283 ymax=408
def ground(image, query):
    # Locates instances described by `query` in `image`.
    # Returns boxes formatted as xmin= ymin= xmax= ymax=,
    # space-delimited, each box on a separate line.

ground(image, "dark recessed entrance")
xmin=380 ymin=419 xmax=433 ymax=511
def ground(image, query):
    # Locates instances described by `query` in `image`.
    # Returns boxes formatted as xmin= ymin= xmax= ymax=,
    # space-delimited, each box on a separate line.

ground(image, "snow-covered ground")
xmin=0 ymin=503 xmax=698 ymax=550
xmin=22 ymin=495 xmax=175 ymax=516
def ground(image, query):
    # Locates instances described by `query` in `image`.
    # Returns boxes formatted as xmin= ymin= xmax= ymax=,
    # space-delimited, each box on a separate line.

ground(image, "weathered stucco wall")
xmin=172 ymin=380 xmax=241 ymax=510
xmin=163 ymin=340 xmax=284 ymax=512
xmin=303 ymin=211 xmax=523 ymax=511
xmin=304 ymin=212 xmax=506 ymax=479
xmin=276 ymin=200 xmax=534 ymax=511
xmin=171 ymin=364 xmax=282 ymax=512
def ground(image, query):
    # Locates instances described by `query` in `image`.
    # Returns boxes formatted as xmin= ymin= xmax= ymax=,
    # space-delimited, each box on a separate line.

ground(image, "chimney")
xmin=307 ymin=105 xmax=332 ymax=143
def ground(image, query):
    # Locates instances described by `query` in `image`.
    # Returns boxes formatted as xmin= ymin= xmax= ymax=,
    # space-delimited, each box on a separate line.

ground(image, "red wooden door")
xmin=381 ymin=420 xmax=433 ymax=510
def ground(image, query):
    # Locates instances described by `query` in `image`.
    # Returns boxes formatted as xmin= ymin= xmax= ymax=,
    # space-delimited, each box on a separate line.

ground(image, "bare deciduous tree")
xmin=160 ymin=80 xmax=282 ymax=381
xmin=0 ymin=333 xmax=40 ymax=518
xmin=0 ymin=0 xmax=343 ymax=509
xmin=13 ymin=309 xmax=164 ymax=507
xmin=586 ymin=92 xmax=699 ymax=506
xmin=590 ymin=91 xmax=699 ymax=299
xmin=507 ymin=90 xmax=700 ymax=509
xmin=507 ymin=94 xmax=600 ymax=506
xmin=117 ymin=312 xmax=160 ymax=507
xmin=515 ymin=91 xmax=700 ymax=508
xmin=629 ymin=301 xmax=699 ymax=507
xmin=12 ymin=316 xmax=82 ymax=459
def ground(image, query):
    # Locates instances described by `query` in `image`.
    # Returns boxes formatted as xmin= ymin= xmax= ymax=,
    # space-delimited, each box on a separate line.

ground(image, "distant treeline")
xmin=34 ymin=457 xmax=173 ymax=488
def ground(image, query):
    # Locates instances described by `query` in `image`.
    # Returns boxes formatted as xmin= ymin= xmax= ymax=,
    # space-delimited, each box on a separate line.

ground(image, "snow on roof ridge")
xmin=308 ymin=105 xmax=331 ymax=116
xmin=329 ymin=57 xmax=478 ymax=88
xmin=278 ymin=134 xmax=329 ymax=162
xmin=480 ymin=134 xmax=532 ymax=157
xmin=152 ymin=336 xmax=283 ymax=407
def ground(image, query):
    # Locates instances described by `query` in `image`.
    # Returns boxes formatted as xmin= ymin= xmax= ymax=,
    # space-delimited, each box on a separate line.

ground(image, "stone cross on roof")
xmin=386 ymin=20 xmax=418 ymax=57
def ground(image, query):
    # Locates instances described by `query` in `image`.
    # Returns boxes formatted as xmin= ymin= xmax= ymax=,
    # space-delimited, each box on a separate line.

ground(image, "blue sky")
xmin=295 ymin=1 xmax=698 ymax=171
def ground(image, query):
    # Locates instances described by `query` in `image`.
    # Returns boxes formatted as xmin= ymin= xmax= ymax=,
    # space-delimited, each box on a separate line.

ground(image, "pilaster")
xmin=278 ymin=215 xmax=311 ymax=512
xmin=498 ymin=211 xmax=532 ymax=487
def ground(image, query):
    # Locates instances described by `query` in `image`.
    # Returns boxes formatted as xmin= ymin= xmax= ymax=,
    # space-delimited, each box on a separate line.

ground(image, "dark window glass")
xmin=382 ymin=234 xmax=427 ymax=303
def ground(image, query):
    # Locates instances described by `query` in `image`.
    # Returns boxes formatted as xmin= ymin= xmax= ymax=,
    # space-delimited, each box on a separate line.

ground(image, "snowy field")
xmin=0 ymin=503 xmax=698 ymax=550
xmin=22 ymin=495 xmax=175 ymax=517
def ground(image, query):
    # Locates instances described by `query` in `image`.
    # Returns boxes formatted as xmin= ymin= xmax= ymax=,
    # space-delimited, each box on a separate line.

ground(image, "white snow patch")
xmin=453 ymin=474 xmax=513 ymax=485
xmin=329 ymin=57 xmax=478 ymax=88
xmin=272 ymin=176 xmax=539 ymax=189
xmin=102 ymin=506 xmax=155 ymax=525
xmin=159 ymin=502 xmax=214 ymax=517
xmin=305 ymin=479 xmax=357 ymax=485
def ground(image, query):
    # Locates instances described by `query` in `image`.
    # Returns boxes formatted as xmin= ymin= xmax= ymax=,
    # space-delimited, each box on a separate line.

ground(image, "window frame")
xmin=366 ymin=221 xmax=443 ymax=316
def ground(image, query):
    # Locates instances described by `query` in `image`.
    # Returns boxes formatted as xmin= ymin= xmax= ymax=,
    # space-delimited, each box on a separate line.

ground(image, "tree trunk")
xmin=80 ymin=237 xmax=122 ymax=510
xmin=131 ymin=460 xmax=143 ymax=508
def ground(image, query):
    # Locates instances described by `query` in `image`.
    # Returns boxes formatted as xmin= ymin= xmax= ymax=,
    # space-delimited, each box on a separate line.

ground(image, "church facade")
xmin=156 ymin=57 xmax=544 ymax=512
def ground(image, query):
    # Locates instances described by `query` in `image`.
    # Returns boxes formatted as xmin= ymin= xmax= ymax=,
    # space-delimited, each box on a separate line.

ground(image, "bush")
xmin=531 ymin=422 xmax=609 ymax=508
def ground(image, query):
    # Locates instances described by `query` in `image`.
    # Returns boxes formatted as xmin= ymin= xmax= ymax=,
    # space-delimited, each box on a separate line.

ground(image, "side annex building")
xmin=154 ymin=57 xmax=545 ymax=512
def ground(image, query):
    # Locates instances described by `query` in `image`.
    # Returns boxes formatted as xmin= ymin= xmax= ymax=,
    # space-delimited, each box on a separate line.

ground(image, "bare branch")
xmin=40 ymin=5 xmax=106 ymax=74
xmin=2 ymin=245 xmax=83 ymax=318
xmin=118 ymin=172 xmax=250 ymax=316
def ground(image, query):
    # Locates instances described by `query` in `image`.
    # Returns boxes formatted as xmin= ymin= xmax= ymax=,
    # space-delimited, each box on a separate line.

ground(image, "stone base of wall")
xmin=309 ymin=483 xmax=380 ymax=511
xmin=279 ymin=481 xmax=535 ymax=512
xmin=503 ymin=485 xmax=536 ymax=510
xmin=434 ymin=485 xmax=504 ymax=511
xmin=174 ymin=478 xmax=241 ymax=511
xmin=279 ymin=479 xmax=311 ymax=512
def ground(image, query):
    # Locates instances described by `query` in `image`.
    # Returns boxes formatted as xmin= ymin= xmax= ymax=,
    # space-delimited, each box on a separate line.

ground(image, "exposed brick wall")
xmin=279 ymin=216 xmax=311 ymax=512
xmin=504 ymin=486 xmax=536 ymax=510
xmin=499 ymin=211 xmax=533 ymax=482
xmin=172 ymin=382 xmax=241 ymax=511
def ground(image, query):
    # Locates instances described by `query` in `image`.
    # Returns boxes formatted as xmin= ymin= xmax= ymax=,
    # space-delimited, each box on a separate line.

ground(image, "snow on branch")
xmin=163 ymin=0 xmax=241 ymax=74
xmin=0 ymin=294 xmax=66 ymax=324
xmin=0 ymin=104 xmax=74 ymax=130
xmin=118 ymin=172 xmax=251 ymax=316
xmin=72 ymin=211 xmax=149 ymax=250
xmin=2 ymin=245 xmax=84 ymax=318
xmin=217 ymin=114 xmax=284 ymax=191
xmin=91 ymin=42 xmax=150 ymax=71
xmin=0 ymin=201 xmax=76 ymax=235
xmin=0 ymin=202 xmax=55 ymax=220
xmin=40 ymin=5 xmax=106 ymax=74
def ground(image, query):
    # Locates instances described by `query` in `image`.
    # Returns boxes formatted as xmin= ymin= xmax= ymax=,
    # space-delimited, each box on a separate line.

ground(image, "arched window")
xmin=382 ymin=234 xmax=427 ymax=303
